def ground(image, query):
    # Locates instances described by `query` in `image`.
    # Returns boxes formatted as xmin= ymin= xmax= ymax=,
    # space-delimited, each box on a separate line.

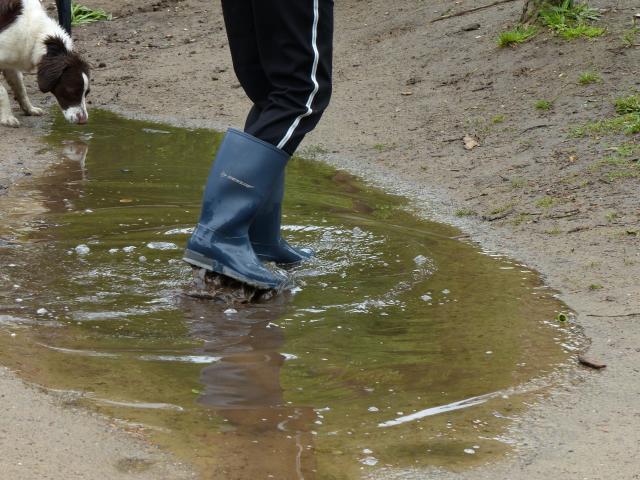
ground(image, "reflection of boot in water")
xmin=200 ymin=351 xmax=317 ymax=480
xmin=199 ymin=350 xmax=284 ymax=409
xmin=182 ymin=299 xmax=317 ymax=479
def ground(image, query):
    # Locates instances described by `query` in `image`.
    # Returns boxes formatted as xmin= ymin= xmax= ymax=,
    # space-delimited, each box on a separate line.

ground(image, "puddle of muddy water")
xmin=0 ymin=110 xmax=580 ymax=479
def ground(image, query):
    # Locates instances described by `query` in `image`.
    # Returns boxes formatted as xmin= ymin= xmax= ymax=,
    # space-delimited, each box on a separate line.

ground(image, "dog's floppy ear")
xmin=38 ymin=55 xmax=67 ymax=93
xmin=37 ymin=36 xmax=70 ymax=93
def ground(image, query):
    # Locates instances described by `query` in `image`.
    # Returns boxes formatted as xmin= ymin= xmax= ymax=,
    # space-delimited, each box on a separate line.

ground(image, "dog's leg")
xmin=2 ymin=70 xmax=45 ymax=117
xmin=0 ymin=82 xmax=20 ymax=128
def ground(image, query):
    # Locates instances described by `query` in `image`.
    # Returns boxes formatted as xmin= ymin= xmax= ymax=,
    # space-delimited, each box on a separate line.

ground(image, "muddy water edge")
xmin=0 ymin=111 xmax=580 ymax=480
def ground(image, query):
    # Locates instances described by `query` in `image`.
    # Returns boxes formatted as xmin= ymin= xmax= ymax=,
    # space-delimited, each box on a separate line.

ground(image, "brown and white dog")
xmin=0 ymin=0 xmax=90 ymax=127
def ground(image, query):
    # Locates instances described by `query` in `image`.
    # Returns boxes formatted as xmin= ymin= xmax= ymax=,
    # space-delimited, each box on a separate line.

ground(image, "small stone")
xmin=359 ymin=456 xmax=378 ymax=466
xmin=37 ymin=308 xmax=48 ymax=315
xmin=367 ymin=406 xmax=379 ymax=412
xmin=75 ymin=244 xmax=90 ymax=255
xmin=414 ymin=255 xmax=427 ymax=266
xmin=461 ymin=23 xmax=481 ymax=32
xmin=464 ymin=448 xmax=476 ymax=455
xmin=224 ymin=308 xmax=238 ymax=315
xmin=138 ymin=256 xmax=147 ymax=263
xmin=122 ymin=246 xmax=136 ymax=253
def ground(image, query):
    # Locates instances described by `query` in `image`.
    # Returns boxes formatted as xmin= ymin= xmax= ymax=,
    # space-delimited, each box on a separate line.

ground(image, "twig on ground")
xmin=482 ymin=209 xmax=514 ymax=221
xmin=549 ymin=209 xmax=580 ymax=219
xmin=587 ymin=313 xmax=640 ymax=318
xmin=431 ymin=0 xmax=519 ymax=23
xmin=520 ymin=124 xmax=554 ymax=134
xmin=471 ymin=82 xmax=494 ymax=92
xmin=578 ymin=356 xmax=607 ymax=370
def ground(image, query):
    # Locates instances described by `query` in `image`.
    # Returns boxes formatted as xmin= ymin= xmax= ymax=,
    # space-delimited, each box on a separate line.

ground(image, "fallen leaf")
xmin=463 ymin=135 xmax=480 ymax=150
xmin=119 ymin=199 xmax=134 ymax=203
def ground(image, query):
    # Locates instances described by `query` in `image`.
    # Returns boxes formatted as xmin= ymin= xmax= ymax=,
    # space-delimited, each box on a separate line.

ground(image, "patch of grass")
xmin=510 ymin=177 xmax=527 ymax=189
xmin=571 ymin=114 xmax=640 ymax=137
xmin=625 ymin=116 xmax=640 ymax=134
xmin=71 ymin=3 xmax=111 ymax=26
xmin=535 ymin=100 xmax=553 ymax=111
xmin=545 ymin=225 xmax=562 ymax=235
xmin=612 ymin=143 xmax=636 ymax=157
xmin=539 ymin=0 xmax=605 ymax=40
xmin=491 ymin=114 xmax=506 ymax=124
xmin=540 ymin=0 xmax=601 ymax=25
xmin=489 ymin=203 xmax=514 ymax=215
xmin=498 ymin=25 xmax=538 ymax=47
xmin=588 ymin=283 xmax=603 ymax=290
xmin=512 ymin=213 xmax=531 ymax=226
xmin=558 ymin=24 xmax=605 ymax=39
xmin=614 ymin=94 xmax=640 ymax=115
xmin=578 ymin=71 xmax=601 ymax=85
xmin=594 ymin=155 xmax=631 ymax=169
xmin=622 ymin=27 xmax=639 ymax=47
xmin=455 ymin=208 xmax=477 ymax=217
xmin=605 ymin=211 xmax=619 ymax=223
xmin=373 ymin=143 xmax=395 ymax=153
xmin=606 ymin=170 xmax=639 ymax=181
xmin=535 ymin=196 xmax=555 ymax=208
xmin=587 ymin=145 xmax=640 ymax=182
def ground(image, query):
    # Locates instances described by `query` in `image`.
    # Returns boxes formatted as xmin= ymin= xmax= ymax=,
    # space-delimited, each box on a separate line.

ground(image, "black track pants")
xmin=55 ymin=0 xmax=72 ymax=34
xmin=221 ymin=0 xmax=333 ymax=155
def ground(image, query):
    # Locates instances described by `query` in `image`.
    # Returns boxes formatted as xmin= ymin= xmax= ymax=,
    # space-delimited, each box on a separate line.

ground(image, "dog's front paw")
xmin=1 ymin=115 xmax=20 ymax=128
xmin=25 ymin=106 xmax=45 ymax=117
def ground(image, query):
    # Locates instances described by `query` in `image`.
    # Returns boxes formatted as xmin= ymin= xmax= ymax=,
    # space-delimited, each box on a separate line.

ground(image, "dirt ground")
xmin=0 ymin=366 xmax=194 ymax=480
xmin=1 ymin=0 xmax=639 ymax=478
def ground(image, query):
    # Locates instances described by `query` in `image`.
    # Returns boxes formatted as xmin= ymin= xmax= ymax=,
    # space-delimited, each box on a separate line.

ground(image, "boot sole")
xmin=183 ymin=249 xmax=280 ymax=291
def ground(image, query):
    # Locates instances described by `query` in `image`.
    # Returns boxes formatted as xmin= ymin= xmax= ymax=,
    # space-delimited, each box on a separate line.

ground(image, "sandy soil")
xmin=1 ymin=0 xmax=639 ymax=478
xmin=0 ymin=366 xmax=194 ymax=480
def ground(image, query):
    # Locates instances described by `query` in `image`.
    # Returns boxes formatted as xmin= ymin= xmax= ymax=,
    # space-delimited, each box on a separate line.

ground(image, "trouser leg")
xmin=56 ymin=0 xmax=72 ymax=34
xmin=244 ymin=104 xmax=263 ymax=131
xmin=222 ymin=0 xmax=333 ymax=155
xmin=221 ymin=0 xmax=271 ymax=131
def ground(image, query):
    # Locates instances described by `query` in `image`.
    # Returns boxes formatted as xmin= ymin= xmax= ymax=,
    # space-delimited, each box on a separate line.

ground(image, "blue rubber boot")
xmin=183 ymin=129 xmax=289 ymax=290
xmin=249 ymin=170 xmax=313 ymax=265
